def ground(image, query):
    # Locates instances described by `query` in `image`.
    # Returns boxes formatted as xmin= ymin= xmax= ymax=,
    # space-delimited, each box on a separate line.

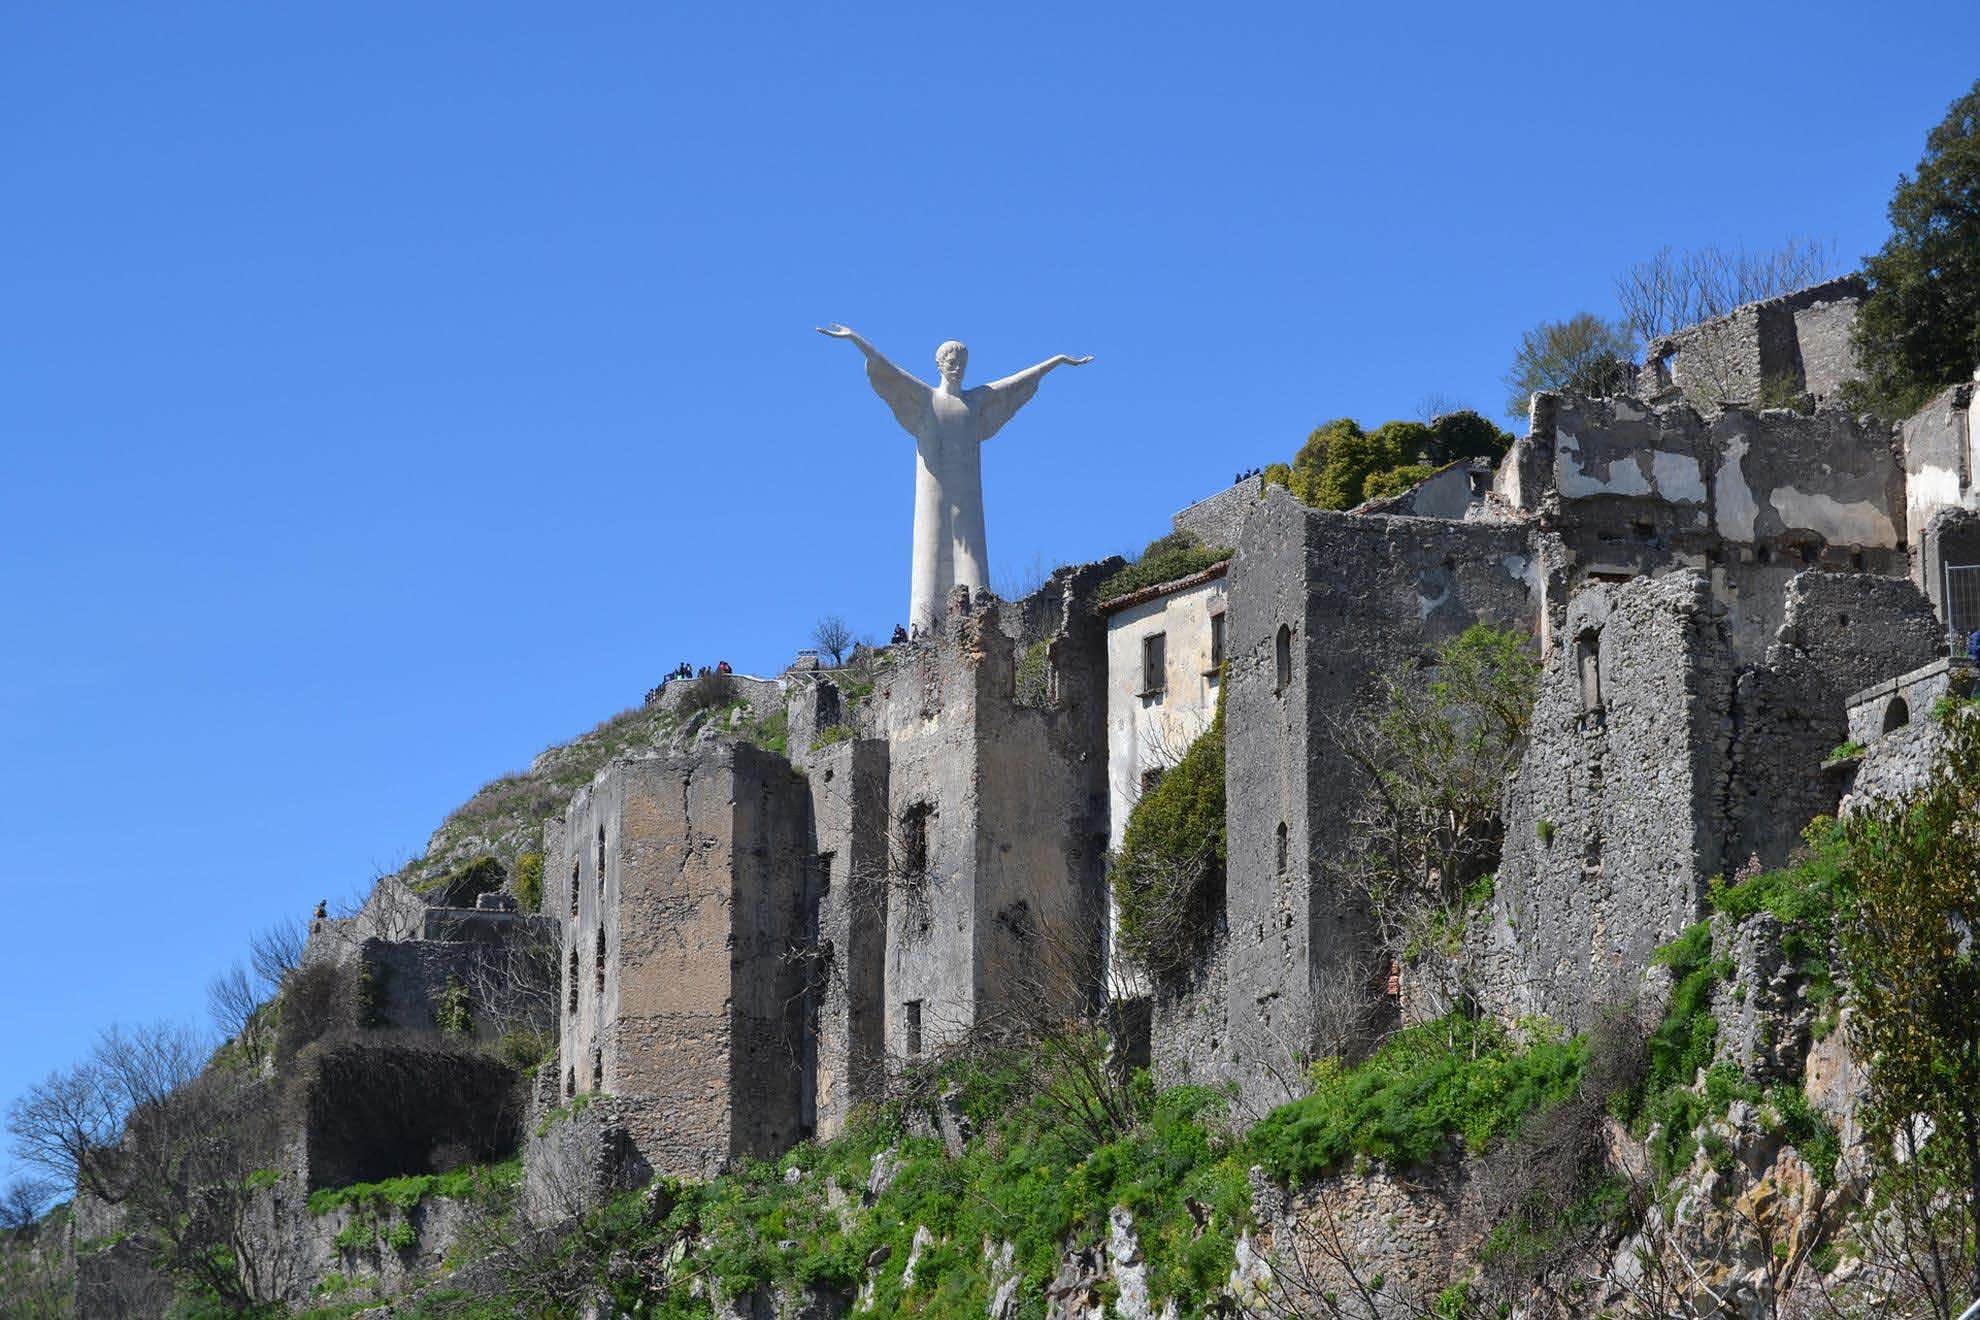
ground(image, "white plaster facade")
xmin=1101 ymin=565 xmax=1228 ymax=994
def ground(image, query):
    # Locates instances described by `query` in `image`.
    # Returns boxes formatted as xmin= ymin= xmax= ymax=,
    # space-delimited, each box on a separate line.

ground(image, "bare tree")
xmin=811 ymin=614 xmax=855 ymax=667
xmin=206 ymin=961 xmax=275 ymax=1072
xmin=249 ymin=915 xmax=307 ymax=990
xmin=1618 ymin=238 xmax=1840 ymax=406
xmin=7 ymin=1021 xmax=296 ymax=1307
xmin=0 ymin=1176 xmax=59 ymax=1233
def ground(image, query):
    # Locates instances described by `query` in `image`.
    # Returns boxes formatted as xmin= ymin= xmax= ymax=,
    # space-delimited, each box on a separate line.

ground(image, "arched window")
xmin=1884 ymin=697 xmax=1910 ymax=734
xmin=1275 ymin=625 xmax=1293 ymax=693
xmin=1275 ymin=822 xmax=1289 ymax=875
xmin=1576 ymin=629 xmax=1603 ymax=714
xmin=565 ymin=1066 xmax=575 ymax=1099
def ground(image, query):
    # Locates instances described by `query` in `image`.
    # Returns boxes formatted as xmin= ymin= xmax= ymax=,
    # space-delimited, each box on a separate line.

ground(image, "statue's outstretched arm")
xmin=816 ymin=323 xmax=900 ymax=372
xmin=817 ymin=323 xmax=930 ymax=436
xmin=982 ymin=353 xmax=1094 ymax=395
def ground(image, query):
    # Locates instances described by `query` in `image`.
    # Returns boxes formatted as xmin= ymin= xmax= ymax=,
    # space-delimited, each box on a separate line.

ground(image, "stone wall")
xmin=354 ymin=911 xmax=559 ymax=1044
xmin=1480 ymin=573 xmax=1735 ymax=1027
xmin=1220 ymin=490 xmax=1539 ymax=1108
xmin=805 ymin=737 xmax=891 ymax=1139
xmin=863 ymin=569 xmax=1113 ymax=1061
xmin=1723 ymin=572 xmax=1943 ymax=867
xmin=1500 ymin=394 xmax=1907 ymax=658
xmin=1171 ymin=476 xmax=1261 ymax=549
xmin=555 ymin=745 xmax=814 ymax=1178
xmin=1648 ymin=276 xmax=1866 ymax=409
xmin=292 ymin=1037 xmax=524 ymax=1191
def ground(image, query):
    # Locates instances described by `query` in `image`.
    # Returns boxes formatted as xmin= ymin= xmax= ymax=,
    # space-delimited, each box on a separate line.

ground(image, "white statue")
xmin=817 ymin=325 xmax=1092 ymax=633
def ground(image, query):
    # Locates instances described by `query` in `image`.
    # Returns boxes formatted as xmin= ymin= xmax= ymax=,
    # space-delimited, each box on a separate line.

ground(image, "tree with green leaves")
xmin=1501 ymin=313 xmax=1636 ymax=419
xmin=1852 ymin=80 xmax=1980 ymax=418
xmin=1263 ymin=411 xmax=1513 ymax=511
xmin=1836 ymin=707 xmax=1980 ymax=1315
xmin=1111 ymin=692 xmax=1225 ymax=986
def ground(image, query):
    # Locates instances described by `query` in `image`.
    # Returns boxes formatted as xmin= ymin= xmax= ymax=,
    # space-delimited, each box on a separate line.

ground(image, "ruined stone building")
xmin=264 ymin=280 xmax=1980 ymax=1234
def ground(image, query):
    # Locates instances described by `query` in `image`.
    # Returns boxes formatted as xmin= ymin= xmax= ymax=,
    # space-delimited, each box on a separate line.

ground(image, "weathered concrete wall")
xmin=1171 ymin=476 xmax=1261 ymax=549
xmin=1102 ymin=569 xmax=1227 ymax=998
xmin=555 ymin=745 xmax=813 ymax=1178
xmin=1792 ymin=292 xmax=1863 ymax=399
xmin=1480 ymin=573 xmax=1735 ymax=1027
xmin=805 ymin=737 xmax=890 ymax=1140
xmin=1222 ymin=490 xmax=1539 ymax=1108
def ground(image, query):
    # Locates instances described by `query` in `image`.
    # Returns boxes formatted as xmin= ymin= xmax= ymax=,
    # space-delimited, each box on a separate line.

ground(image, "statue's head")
xmin=935 ymin=340 xmax=968 ymax=387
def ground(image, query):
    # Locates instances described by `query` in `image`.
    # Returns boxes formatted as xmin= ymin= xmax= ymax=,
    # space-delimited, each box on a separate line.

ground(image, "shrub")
xmin=676 ymin=672 xmax=738 ymax=716
xmin=1111 ymin=694 xmax=1225 ymax=984
xmin=1245 ymin=1015 xmax=1586 ymax=1185
xmin=1265 ymin=410 xmax=1513 ymax=511
xmin=1823 ymin=739 xmax=1865 ymax=765
xmin=1098 ymin=532 xmax=1232 ymax=603
xmin=1013 ymin=641 xmax=1052 ymax=709
xmin=809 ymin=723 xmax=855 ymax=752
xmin=433 ymin=976 xmax=474 ymax=1037
xmin=512 ymin=851 xmax=544 ymax=914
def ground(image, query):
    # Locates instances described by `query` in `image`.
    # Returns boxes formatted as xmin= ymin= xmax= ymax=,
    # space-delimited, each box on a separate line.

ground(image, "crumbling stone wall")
xmin=1646 ymin=276 xmax=1866 ymax=409
xmin=1480 ymin=573 xmax=1736 ymax=1027
xmin=1220 ymin=490 xmax=1538 ymax=1108
xmin=554 ymin=745 xmax=814 ymax=1178
xmin=292 ymin=1037 xmax=523 ymax=1190
xmin=1723 ymin=573 xmax=1942 ymax=867
xmin=805 ymin=737 xmax=890 ymax=1139
xmin=862 ymin=568 xmax=1113 ymax=1061
xmin=1170 ymin=476 xmax=1261 ymax=549
xmin=1499 ymin=394 xmax=1906 ymax=658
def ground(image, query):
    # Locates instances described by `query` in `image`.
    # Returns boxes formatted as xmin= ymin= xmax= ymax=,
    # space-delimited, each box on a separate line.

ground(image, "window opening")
xmin=904 ymin=1000 xmax=924 ymax=1057
xmin=1209 ymin=611 xmax=1226 ymax=672
xmin=1275 ymin=822 xmax=1289 ymax=875
xmin=898 ymin=802 xmax=931 ymax=876
xmin=1275 ymin=624 xmax=1293 ymax=692
xmin=1142 ymin=632 xmax=1167 ymax=695
xmin=1576 ymin=630 xmax=1603 ymax=714
xmin=1884 ymin=697 xmax=1910 ymax=734
xmin=566 ymin=946 xmax=578 ymax=1013
xmin=594 ymin=927 xmax=606 ymax=993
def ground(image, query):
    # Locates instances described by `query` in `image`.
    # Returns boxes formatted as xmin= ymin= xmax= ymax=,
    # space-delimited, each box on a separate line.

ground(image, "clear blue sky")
xmin=3 ymin=3 xmax=1975 ymax=1176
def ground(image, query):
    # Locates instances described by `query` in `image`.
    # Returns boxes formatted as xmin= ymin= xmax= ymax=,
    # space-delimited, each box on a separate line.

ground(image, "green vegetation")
xmin=1823 ymin=738 xmax=1865 ymax=765
xmin=434 ymin=975 xmax=474 ymax=1037
xmin=1013 ymin=640 xmax=1052 ymax=709
xmin=1832 ymin=706 xmax=1980 ymax=1303
xmin=808 ymin=723 xmax=855 ymax=752
xmin=512 ymin=850 xmax=544 ymax=914
xmin=1098 ymin=531 xmax=1231 ymax=603
xmin=534 ymin=1091 xmax=600 ymax=1138
xmin=309 ymin=1158 xmax=521 ymax=1219
xmin=410 ymin=855 xmax=507 ymax=905
xmin=498 ymin=1018 xmax=1591 ymax=1318
xmin=1263 ymin=410 xmax=1515 ymax=511
xmin=1851 ymin=80 xmax=1980 ymax=418
xmin=1110 ymin=691 xmax=1225 ymax=984
xmin=1247 ymin=1016 xmax=1585 ymax=1186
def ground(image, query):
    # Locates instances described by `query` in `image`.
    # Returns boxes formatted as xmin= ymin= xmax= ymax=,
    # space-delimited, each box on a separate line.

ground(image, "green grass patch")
xmin=308 ymin=1158 xmax=521 ymax=1218
xmin=1098 ymin=532 xmax=1232 ymax=603
xmin=1246 ymin=1016 xmax=1586 ymax=1185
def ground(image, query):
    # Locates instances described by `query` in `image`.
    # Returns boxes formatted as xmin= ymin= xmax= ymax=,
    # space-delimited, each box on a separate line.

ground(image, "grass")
xmin=308 ymin=1158 xmax=522 ymax=1218
xmin=1246 ymin=1016 xmax=1586 ymax=1185
xmin=514 ymin=1016 xmax=1589 ymax=1318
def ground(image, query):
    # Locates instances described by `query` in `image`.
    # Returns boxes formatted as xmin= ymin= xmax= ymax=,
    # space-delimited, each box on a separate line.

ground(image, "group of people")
xmin=1233 ymin=466 xmax=1264 ymax=483
xmin=659 ymin=659 xmax=732 ymax=685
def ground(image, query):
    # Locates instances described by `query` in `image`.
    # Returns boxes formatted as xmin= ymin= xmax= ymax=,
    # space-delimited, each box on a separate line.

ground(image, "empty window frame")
xmin=903 ymin=1000 xmax=924 ymax=1057
xmin=1274 ymin=624 xmax=1293 ymax=692
xmin=898 ymin=802 xmax=932 ymax=876
xmin=1142 ymin=631 xmax=1167 ymax=694
xmin=1208 ymin=611 xmax=1226 ymax=672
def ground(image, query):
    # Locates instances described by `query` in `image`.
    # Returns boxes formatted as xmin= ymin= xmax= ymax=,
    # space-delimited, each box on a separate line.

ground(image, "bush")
xmin=1098 ymin=532 xmax=1231 ymax=603
xmin=412 ymin=855 xmax=506 ymax=907
xmin=1264 ymin=410 xmax=1514 ymax=511
xmin=1245 ymin=1015 xmax=1586 ymax=1185
xmin=1110 ymin=694 xmax=1224 ymax=984
xmin=512 ymin=851 xmax=544 ymax=914
xmin=675 ymin=672 xmax=738 ymax=716
xmin=1501 ymin=313 xmax=1636 ymax=419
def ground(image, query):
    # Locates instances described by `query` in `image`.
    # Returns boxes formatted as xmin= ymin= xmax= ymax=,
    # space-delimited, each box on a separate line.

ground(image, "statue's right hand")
xmin=816 ymin=323 xmax=856 ymax=338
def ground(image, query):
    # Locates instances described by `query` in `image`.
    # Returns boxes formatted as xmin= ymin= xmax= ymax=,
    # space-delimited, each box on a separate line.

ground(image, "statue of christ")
xmin=817 ymin=324 xmax=1092 ymax=634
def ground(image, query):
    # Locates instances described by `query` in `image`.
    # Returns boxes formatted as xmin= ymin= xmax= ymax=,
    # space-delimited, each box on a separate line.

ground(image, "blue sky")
xmin=3 ymin=3 xmax=1975 ymax=1176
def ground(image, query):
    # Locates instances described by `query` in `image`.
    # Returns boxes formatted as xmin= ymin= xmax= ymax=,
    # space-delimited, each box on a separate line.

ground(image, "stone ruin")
xmin=67 ymin=283 xmax=1980 ymax=1311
